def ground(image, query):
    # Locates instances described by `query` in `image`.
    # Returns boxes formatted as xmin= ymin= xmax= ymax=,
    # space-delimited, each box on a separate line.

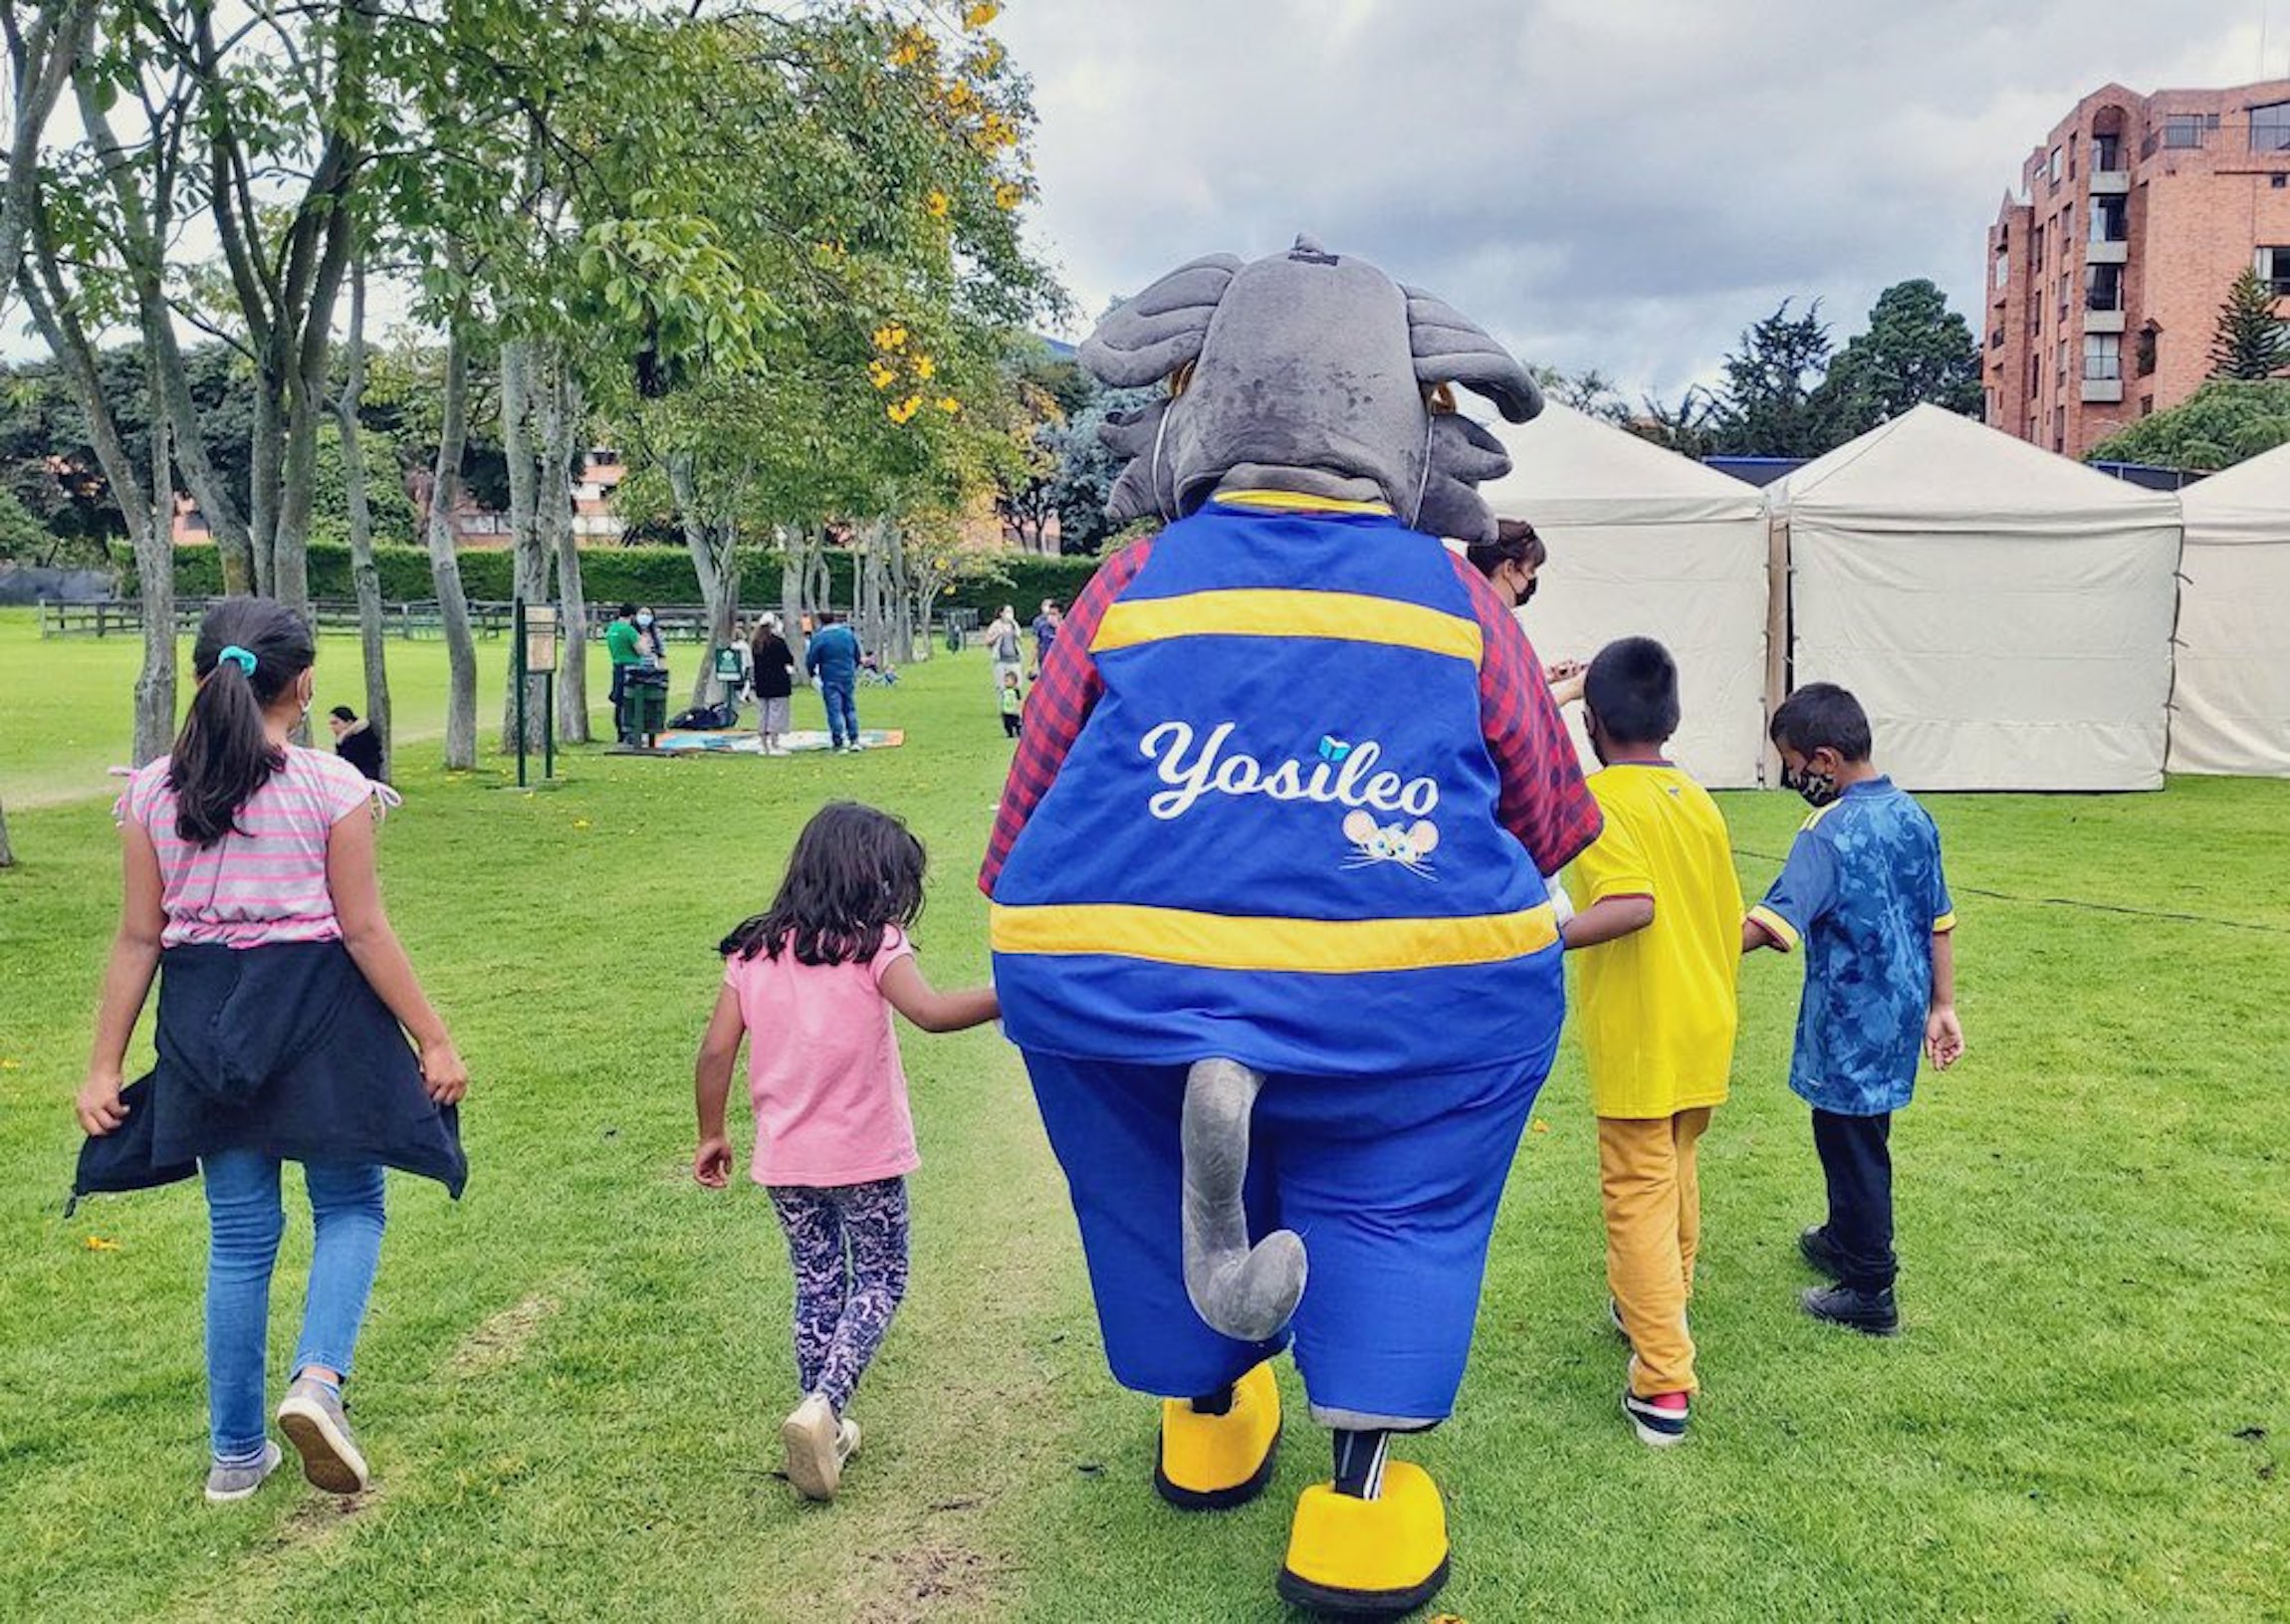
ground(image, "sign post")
xmin=517 ymin=603 xmax=561 ymax=787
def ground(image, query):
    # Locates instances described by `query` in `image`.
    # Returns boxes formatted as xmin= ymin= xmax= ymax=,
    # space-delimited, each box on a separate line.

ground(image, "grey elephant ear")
xmin=1078 ymin=254 xmax=1244 ymax=388
xmin=1402 ymin=286 xmax=1542 ymax=423
xmin=1417 ymin=415 xmax=1513 ymax=544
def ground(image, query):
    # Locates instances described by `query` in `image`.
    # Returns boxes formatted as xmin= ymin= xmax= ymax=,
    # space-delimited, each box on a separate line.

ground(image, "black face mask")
xmin=1783 ymin=762 xmax=1841 ymax=808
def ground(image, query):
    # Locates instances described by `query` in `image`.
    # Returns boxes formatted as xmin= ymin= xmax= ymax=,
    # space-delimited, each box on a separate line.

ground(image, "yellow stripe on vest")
xmin=1212 ymin=489 xmax=1396 ymax=516
xmin=1092 ymin=589 xmax=1484 ymax=666
xmin=991 ymin=901 xmax=1557 ymax=974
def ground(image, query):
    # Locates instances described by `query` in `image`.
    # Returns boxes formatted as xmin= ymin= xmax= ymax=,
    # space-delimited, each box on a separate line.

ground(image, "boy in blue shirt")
xmin=1743 ymin=684 xmax=1964 ymax=1334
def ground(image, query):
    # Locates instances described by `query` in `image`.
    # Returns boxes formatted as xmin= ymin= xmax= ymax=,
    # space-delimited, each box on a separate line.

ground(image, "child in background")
xmin=692 ymin=802 xmax=999 ymax=1501
xmin=1559 ymin=638 xmax=1741 ymax=1447
xmin=77 ymin=598 xmax=468 ymax=1504
xmin=999 ymin=669 xmax=1024 ymax=739
xmin=1744 ymin=683 xmax=1964 ymax=1336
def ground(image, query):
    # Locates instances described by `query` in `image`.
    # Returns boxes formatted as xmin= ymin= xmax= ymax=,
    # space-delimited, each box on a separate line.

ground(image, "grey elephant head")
xmin=1077 ymin=236 xmax=1541 ymax=544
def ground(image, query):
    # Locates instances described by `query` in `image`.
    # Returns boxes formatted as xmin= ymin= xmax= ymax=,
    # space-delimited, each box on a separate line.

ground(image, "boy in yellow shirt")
xmin=1560 ymin=638 xmax=1742 ymax=1447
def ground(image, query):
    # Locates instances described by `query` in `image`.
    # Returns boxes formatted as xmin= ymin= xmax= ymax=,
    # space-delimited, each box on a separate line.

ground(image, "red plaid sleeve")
xmin=1450 ymin=553 xmax=1603 ymax=875
xmin=979 ymin=539 xmax=1155 ymax=896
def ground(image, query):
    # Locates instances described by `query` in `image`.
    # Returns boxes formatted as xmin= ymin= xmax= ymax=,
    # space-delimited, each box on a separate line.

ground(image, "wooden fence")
xmin=37 ymin=599 xmax=731 ymax=643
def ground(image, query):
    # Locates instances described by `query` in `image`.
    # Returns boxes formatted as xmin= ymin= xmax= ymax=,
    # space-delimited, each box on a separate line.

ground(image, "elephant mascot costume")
xmin=980 ymin=237 xmax=1601 ymax=1617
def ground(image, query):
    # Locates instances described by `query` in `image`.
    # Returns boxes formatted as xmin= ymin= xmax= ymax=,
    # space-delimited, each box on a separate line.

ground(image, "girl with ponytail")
xmin=77 ymin=597 xmax=469 ymax=1506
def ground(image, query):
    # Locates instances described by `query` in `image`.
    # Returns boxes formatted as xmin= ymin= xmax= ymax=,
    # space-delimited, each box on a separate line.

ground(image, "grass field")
xmin=1 ymin=618 xmax=2285 ymax=1622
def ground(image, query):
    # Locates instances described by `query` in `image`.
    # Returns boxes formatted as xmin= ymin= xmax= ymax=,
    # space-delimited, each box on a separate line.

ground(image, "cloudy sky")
xmin=999 ymin=0 xmax=2284 ymax=401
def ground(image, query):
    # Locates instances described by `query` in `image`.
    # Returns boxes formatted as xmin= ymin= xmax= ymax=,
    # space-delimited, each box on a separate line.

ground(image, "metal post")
xmin=543 ymin=670 xmax=556 ymax=781
xmin=514 ymin=598 xmax=530 ymax=789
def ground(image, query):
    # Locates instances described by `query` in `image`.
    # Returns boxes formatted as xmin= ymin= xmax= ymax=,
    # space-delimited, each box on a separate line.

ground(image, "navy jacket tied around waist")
xmin=990 ymin=501 xmax=1563 ymax=1078
xmin=74 ymin=940 xmax=467 ymax=1203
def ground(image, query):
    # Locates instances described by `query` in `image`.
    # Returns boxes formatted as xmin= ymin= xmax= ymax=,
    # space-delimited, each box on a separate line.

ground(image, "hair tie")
xmin=216 ymin=645 xmax=257 ymax=676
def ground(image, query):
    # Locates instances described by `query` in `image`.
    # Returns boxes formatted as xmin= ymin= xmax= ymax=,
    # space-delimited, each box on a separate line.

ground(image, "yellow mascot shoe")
xmin=1152 ymin=1360 xmax=1282 ymax=1510
xmin=1275 ymin=1461 xmax=1450 ymax=1618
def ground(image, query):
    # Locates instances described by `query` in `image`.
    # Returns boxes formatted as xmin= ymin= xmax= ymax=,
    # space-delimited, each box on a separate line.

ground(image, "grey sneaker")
xmin=204 ymin=1440 xmax=284 ymax=1504
xmin=277 ymin=1377 xmax=369 ymax=1495
xmin=782 ymin=1394 xmax=841 ymax=1501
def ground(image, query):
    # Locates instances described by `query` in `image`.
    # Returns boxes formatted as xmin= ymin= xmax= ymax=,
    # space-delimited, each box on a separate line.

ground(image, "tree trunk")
xmin=249 ymin=382 xmax=281 ymax=595
xmin=275 ymin=205 xmax=352 ymax=625
xmin=339 ymin=258 xmax=391 ymax=781
xmin=546 ymin=362 xmax=589 ymax=743
xmin=425 ymin=318 xmax=479 ymax=771
xmin=133 ymin=377 xmax=177 ymax=766
xmin=667 ymin=453 xmax=738 ymax=705
xmin=780 ymin=525 xmax=809 ymax=669
xmin=498 ymin=336 xmax=546 ymax=749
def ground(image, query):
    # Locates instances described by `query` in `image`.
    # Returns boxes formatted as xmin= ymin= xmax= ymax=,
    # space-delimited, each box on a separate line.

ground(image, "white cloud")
xmin=1002 ymin=0 xmax=2284 ymax=398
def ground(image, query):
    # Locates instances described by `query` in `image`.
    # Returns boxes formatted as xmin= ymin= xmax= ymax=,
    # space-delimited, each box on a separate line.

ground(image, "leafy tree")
xmin=2206 ymin=268 xmax=2290 ymax=380
xmin=1710 ymin=300 xmax=1838 ymax=457
xmin=1819 ymin=279 xmax=1982 ymax=437
xmin=2087 ymin=377 xmax=2290 ymax=470
xmin=1631 ymin=386 xmax=1720 ymax=460
xmin=1532 ymin=364 xmax=1631 ymax=423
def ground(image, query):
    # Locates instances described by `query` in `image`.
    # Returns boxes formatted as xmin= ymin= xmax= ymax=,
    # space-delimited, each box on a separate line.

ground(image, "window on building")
xmin=2258 ymin=246 xmax=2290 ymax=295
xmin=2048 ymin=145 xmax=2063 ymax=183
xmin=2136 ymin=325 xmax=2159 ymax=376
xmin=2140 ymin=393 xmax=2155 ymax=417
xmin=1989 ymin=325 xmax=2005 ymax=350
xmin=2033 ymin=223 xmax=2046 ymax=269
xmin=2090 ymin=194 xmax=2129 ymax=243
xmin=1993 ymin=248 xmax=2009 ymax=289
xmin=2060 ymin=276 xmax=2071 ymax=319
xmin=2085 ymin=263 xmax=2125 ymax=311
xmin=2164 ymin=113 xmax=2215 ymax=148
xmin=2095 ymin=131 xmax=2124 ymax=171
xmin=2252 ymin=101 xmax=2290 ymax=151
xmin=2084 ymin=334 xmax=2122 ymax=380
xmin=2058 ymin=339 xmax=2070 ymax=381
xmin=2054 ymin=406 xmax=2067 ymax=451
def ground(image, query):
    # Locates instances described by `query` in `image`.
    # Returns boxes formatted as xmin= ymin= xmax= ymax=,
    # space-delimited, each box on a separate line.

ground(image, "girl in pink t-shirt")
xmin=78 ymin=599 xmax=468 ymax=1507
xmin=692 ymin=802 xmax=999 ymax=1503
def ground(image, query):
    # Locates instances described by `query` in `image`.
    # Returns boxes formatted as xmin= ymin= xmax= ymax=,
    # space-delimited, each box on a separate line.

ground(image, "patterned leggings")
xmin=768 ymin=1178 xmax=910 ymax=1415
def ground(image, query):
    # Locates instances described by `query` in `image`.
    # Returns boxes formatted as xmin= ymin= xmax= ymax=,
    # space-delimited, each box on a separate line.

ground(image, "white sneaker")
xmin=782 ymin=1394 xmax=841 ymax=1501
xmin=836 ymin=1417 xmax=861 ymax=1468
xmin=847 ymin=740 xmax=867 ymax=753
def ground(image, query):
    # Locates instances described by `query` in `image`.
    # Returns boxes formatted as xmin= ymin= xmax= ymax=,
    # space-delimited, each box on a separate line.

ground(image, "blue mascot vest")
xmin=991 ymin=495 xmax=1563 ymax=1078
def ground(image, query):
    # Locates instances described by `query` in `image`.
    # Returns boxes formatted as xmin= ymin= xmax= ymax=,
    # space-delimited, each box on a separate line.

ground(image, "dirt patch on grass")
xmin=447 ymin=1290 xmax=562 ymax=1378
xmin=854 ymin=1539 xmax=1017 ymax=1620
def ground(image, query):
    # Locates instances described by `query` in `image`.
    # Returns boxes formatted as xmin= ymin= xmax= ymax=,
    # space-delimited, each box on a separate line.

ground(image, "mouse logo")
xmin=1341 ymin=809 xmax=1440 ymax=879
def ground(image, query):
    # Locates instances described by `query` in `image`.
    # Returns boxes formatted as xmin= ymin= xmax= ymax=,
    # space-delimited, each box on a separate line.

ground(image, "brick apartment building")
xmin=1985 ymin=79 xmax=2290 ymax=460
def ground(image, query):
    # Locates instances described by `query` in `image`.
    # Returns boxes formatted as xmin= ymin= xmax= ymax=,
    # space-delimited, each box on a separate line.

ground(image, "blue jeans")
xmin=823 ymin=680 xmax=859 ymax=746
xmin=202 ymin=1149 xmax=386 ymax=1459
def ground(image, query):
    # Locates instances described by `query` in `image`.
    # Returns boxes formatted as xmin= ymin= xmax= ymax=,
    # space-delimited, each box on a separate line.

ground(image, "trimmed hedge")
xmin=117 ymin=543 xmax=1104 ymax=618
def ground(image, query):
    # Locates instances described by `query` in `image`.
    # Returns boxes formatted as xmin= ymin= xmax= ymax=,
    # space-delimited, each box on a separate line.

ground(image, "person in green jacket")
xmin=604 ymin=602 xmax=642 ymax=744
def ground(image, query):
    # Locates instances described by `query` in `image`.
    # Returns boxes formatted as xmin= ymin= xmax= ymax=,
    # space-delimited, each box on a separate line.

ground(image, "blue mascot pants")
xmin=1024 ymin=1045 xmax=1553 ymax=1425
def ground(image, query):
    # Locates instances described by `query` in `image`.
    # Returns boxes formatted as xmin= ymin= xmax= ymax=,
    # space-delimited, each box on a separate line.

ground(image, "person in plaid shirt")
xmin=978 ymin=239 xmax=1597 ymax=1618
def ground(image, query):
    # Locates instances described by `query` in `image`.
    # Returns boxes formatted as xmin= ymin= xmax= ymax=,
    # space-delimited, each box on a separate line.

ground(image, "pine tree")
xmin=2207 ymin=268 xmax=2290 ymax=380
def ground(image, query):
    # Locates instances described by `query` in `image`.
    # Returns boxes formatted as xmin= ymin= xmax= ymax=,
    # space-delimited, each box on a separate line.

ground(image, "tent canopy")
xmin=1771 ymin=405 xmax=2180 ymax=793
xmin=1477 ymin=403 xmax=1772 ymax=789
xmin=2171 ymin=441 xmax=2290 ymax=776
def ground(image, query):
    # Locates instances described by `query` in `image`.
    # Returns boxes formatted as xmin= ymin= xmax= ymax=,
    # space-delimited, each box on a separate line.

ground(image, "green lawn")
xmin=0 ymin=622 xmax=2284 ymax=1622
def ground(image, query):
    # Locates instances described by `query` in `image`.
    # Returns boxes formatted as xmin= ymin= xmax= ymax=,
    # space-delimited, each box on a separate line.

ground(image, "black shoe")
xmin=1797 ymin=1225 xmax=1846 ymax=1281
xmin=1800 ymin=1282 xmax=1899 ymax=1336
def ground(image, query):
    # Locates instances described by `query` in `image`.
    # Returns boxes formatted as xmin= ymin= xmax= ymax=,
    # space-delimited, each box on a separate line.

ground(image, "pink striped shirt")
xmin=117 ymin=746 xmax=392 ymax=949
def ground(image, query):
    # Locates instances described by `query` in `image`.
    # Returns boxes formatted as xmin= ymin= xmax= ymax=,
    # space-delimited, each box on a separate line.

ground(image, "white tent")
xmin=2171 ymin=445 xmax=2290 ymax=776
xmin=1769 ymin=405 xmax=2180 ymax=792
xmin=1477 ymin=403 xmax=1772 ymax=788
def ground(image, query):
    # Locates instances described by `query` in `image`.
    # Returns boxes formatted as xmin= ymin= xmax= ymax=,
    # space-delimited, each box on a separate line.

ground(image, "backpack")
xmin=668 ymin=702 xmax=738 ymax=731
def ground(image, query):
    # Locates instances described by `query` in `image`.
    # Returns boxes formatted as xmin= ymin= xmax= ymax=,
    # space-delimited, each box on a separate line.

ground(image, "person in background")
xmin=999 ymin=668 xmax=1024 ymax=740
xmin=987 ymin=604 xmax=1024 ymax=695
xmin=1743 ymin=682 xmax=1964 ymax=1336
xmin=692 ymin=802 xmax=999 ymax=1502
xmin=327 ymin=706 xmax=384 ymax=782
xmin=749 ymin=613 xmax=798 ymax=757
xmin=1558 ymin=638 xmax=1741 ymax=1448
xmin=1466 ymin=519 xmax=1586 ymax=706
xmin=604 ymin=603 xmax=643 ymax=746
xmin=806 ymin=611 xmax=864 ymax=754
xmin=1029 ymin=598 xmax=1062 ymax=680
xmin=76 ymin=598 xmax=467 ymax=1506
xmin=723 ymin=619 xmax=755 ymax=725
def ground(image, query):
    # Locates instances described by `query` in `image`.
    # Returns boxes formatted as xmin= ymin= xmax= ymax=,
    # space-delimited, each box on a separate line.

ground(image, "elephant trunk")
xmin=1180 ymin=1057 xmax=1307 ymax=1342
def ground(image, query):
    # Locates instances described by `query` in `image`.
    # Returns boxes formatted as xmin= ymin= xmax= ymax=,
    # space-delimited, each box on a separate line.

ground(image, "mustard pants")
xmin=1597 ymin=1108 xmax=1713 ymax=1397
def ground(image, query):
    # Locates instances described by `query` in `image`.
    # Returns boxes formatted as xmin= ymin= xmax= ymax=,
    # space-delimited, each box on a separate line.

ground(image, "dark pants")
xmin=1001 ymin=712 xmax=1022 ymax=738
xmin=609 ymin=664 xmax=629 ymax=741
xmin=823 ymin=679 xmax=858 ymax=746
xmin=1812 ymin=1108 xmax=1895 ymax=1290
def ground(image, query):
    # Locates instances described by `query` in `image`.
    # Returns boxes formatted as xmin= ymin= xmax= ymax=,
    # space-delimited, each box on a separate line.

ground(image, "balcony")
xmin=2087 ymin=240 xmax=2128 ymax=264
xmin=2089 ymin=170 xmax=2131 ymax=195
xmin=2085 ymin=309 xmax=2126 ymax=335
xmin=2081 ymin=378 xmax=2124 ymax=403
